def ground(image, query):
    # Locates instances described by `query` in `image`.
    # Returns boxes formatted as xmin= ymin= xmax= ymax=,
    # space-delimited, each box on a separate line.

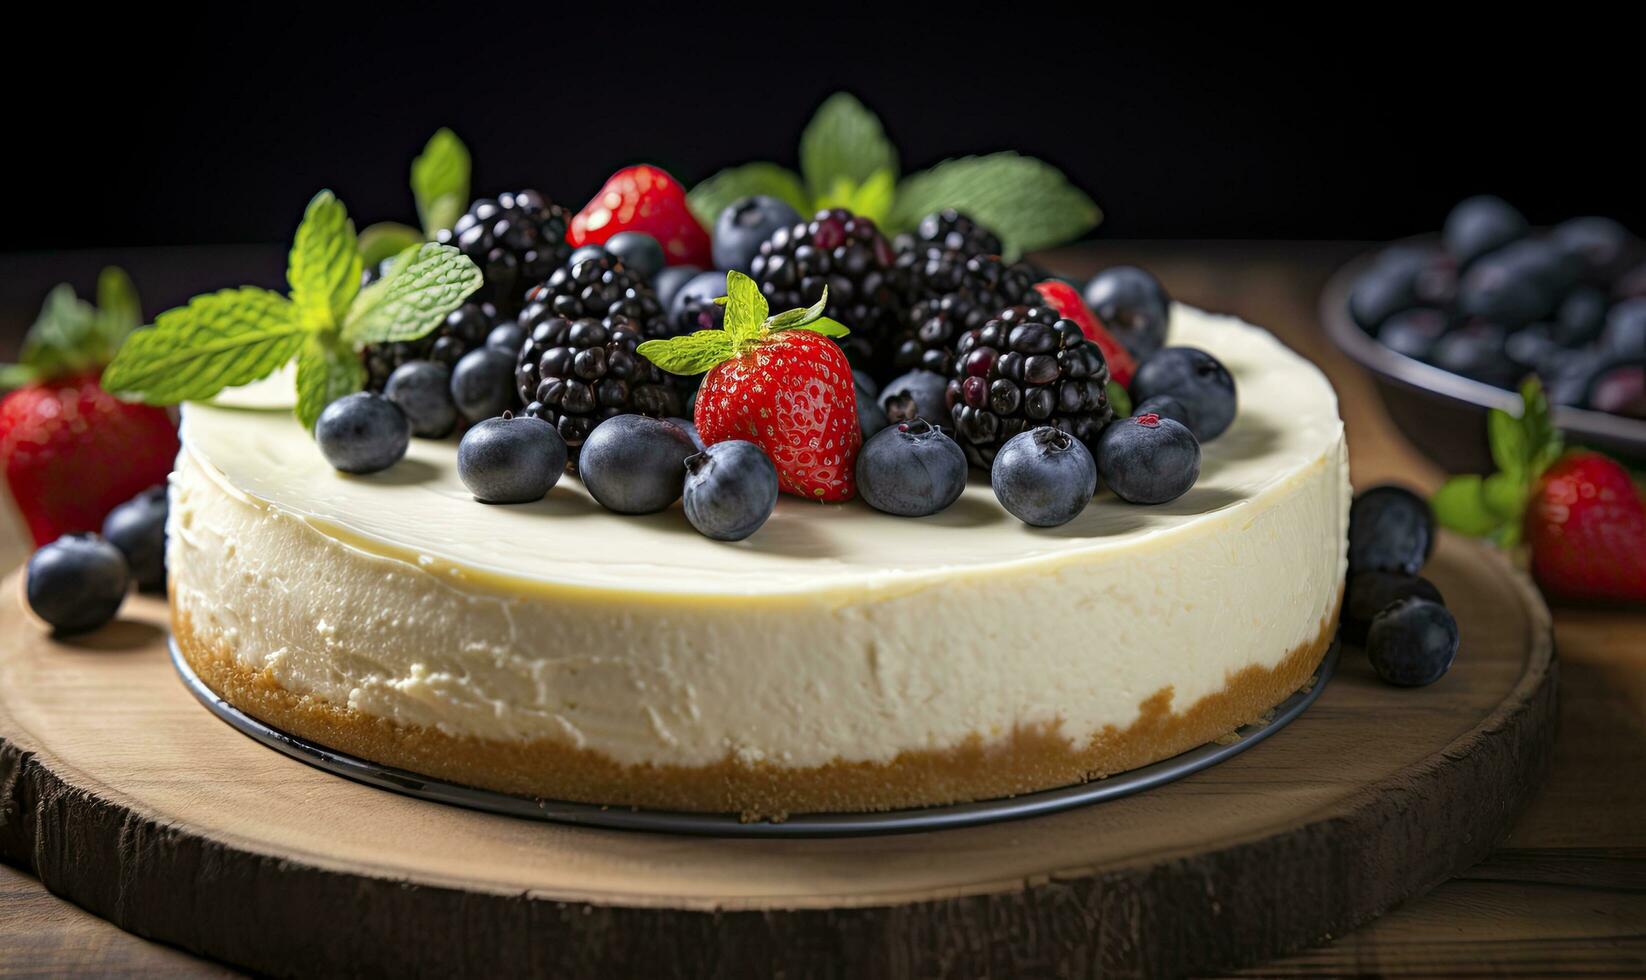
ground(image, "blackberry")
xmin=892 ymin=250 xmax=1041 ymax=376
xmin=362 ymin=300 xmax=501 ymax=392
xmin=749 ymin=208 xmax=904 ymax=375
xmin=947 ymin=305 xmax=1113 ymax=469
xmin=524 ymin=253 xmax=667 ymax=332
xmin=515 ymin=310 xmax=682 ymax=461
xmin=909 ymin=208 xmax=1003 ymax=257
xmin=436 ymin=190 xmax=572 ymax=314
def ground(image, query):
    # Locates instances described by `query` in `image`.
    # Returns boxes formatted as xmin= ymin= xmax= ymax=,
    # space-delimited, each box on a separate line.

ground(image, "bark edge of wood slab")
xmin=0 ymin=535 xmax=1557 ymax=978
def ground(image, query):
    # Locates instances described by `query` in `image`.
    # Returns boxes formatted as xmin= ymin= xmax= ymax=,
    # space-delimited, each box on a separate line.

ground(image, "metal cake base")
xmin=169 ymin=637 xmax=1338 ymax=838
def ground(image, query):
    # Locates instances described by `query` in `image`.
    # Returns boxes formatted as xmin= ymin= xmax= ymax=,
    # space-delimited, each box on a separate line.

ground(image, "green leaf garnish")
xmin=102 ymin=288 xmax=306 ymax=403
xmin=358 ymin=222 xmax=424 ymax=268
xmin=686 ymin=162 xmax=810 ymax=230
xmin=1107 ymin=380 xmax=1133 ymax=418
xmin=93 ymin=267 xmax=142 ymax=351
xmin=288 ymin=191 xmax=363 ymax=328
xmin=639 ymin=271 xmax=847 ymax=376
xmin=799 ymin=92 xmax=899 ymax=203
xmin=888 ymin=153 xmax=1102 ymax=259
xmin=1 ymin=268 xmax=143 ymax=390
xmin=1432 ymin=378 xmax=1564 ymax=549
xmin=295 ymin=332 xmax=366 ymax=431
xmin=410 ymin=128 xmax=471 ymax=239
xmin=342 ymin=242 xmax=483 ymax=344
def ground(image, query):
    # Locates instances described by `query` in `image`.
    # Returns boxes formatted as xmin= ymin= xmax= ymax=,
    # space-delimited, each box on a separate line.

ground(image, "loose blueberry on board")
xmin=682 ymin=440 xmax=780 ymax=541
xmin=878 ymin=369 xmax=949 ymax=428
xmin=485 ymin=321 xmax=527 ymax=354
xmin=1551 ymin=286 xmax=1610 ymax=348
xmin=26 ymin=533 xmax=130 ymax=635
xmin=457 ymin=413 xmax=567 ymax=504
xmin=567 ymin=244 xmax=610 ymax=269
xmin=1377 ymin=308 xmax=1449 ymax=361
xmin=101 ymin=486 xmax=168 ymax=593
xmin=1081 ymin=266 xmax=1170 ymax=360
xmin=384 ymin=360 xmax=458 ymax=439
xmin=855 ymin=419 xmax=968 ymax=518
xmin=991 ymin=426 xmax=1098 ymax=527
xmin=315 ymin=392 xmax=410 ymax=474
xmin=1442 ymin=195 xmax=1527 ymax=267
xmin=1096 ymin=413 xmax=1201 ymax=505
xmin=858 ymin=396 xmax=889 ymax=438
xmin=668 ymin=417 xmax=706 ymax=451
xmin=1130 ymin=347 xmax=1237 ymax=441
xmin=1132 ymin=393 xmax=1192 ymax=428
xmin=1348 ymin=485 xmax=1435 ymax=575
xmin=579 ymin=414 xmax=697 ymax=514
xmin=450 ymin=347 xmax=518 ymax=422
xmin=1429 ymin=323 xmax=1517 ymax=387
xmin=713 ymin=196 xmax=804 ymax=274
xmin=1550 ymin=216 xmax=1636 ymax=283
xmin=1367 ymin=597 xmax=1459 ymax=687
xmin=1343 ymin=570 xmax=1445 ymax=645
xmin=653 ymin=265 xmax=702 ymax=311
xmin=605 ymin=232 xmax=666 ymax=281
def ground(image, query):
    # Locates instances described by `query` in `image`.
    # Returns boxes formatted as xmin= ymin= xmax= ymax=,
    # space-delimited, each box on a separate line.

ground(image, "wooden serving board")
xmin=0 ymin=534 xmax=1555 ymax=978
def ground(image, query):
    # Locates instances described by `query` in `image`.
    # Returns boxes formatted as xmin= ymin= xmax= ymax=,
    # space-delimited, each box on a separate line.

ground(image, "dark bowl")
xmin=1321 ymin=242 xmax=1646 ymax=473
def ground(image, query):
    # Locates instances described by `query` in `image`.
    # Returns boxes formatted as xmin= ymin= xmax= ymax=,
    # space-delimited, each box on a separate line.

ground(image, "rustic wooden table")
xmin=1 ymin=242 xmax=1641 ymax=976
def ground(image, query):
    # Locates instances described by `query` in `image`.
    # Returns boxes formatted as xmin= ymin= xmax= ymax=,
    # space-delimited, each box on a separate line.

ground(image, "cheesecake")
xmin=168 ymin=303 xmax=1349 ymax=816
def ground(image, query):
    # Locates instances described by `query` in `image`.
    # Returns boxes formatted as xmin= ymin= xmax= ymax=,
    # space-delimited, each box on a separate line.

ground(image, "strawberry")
xmin=1033 ymin=280 xmax=1137 ymax=387
xmin=1526 ymin=452 xmax=1646 ymax=603
xmin=1 ymin=269 xmax=178 ymax=546
xmin=638 ymin=272 xmax=861 ymax=501
xmin=569 ymin=165 xmax=712 ymax=269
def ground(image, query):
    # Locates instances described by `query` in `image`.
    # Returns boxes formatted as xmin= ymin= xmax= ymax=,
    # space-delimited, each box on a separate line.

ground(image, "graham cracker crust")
xmin=172 ymin=596 xmax=1341 ymax=817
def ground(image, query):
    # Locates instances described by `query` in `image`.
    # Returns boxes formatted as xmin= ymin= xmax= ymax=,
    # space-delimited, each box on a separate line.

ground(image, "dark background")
xmin=8 ymin=11 xmax=1640 ymax=251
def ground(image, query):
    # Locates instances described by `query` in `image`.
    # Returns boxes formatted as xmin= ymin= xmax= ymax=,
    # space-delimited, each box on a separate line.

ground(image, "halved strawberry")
xmin=1034 ymin=280 xmax=1137 ymax=387
xmin=569 ymin=165 xmax=712 ymax=268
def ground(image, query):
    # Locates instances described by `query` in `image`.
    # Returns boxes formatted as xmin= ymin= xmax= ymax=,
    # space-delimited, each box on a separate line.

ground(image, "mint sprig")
xmin=104 ymin=190 xmax=482 ymax=431
xmin=1431 ymin=378 xmax=1564 ymax=548
xmin=359 ymin=129 xmax=472 ymax=268
xmin=638 ymin=271 xmax=848 ymax=375
xmin=1 ymin=268 xmax=142 ymax=390
xmin=687 ymin=92 xmax=1101 ymax=258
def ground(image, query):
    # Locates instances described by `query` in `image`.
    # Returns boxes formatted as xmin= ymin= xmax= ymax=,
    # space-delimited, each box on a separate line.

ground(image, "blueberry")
xmin=1130 ymin=347 xmax=1237 ymax=441
xmin=1343 ymin=571 xmax=1444 ymax=645
xmin=485 ymin=321 xmax=526 ymax=354
xmin=1589 ymin=361 xmax=1646 ymax=417
xmin=568 ymin=244 xmax=610 ymax=268
xmin=1604 ymin=299 xmax=1646 ymax=357
xmin=856 ymin=419 xmax=968 ymax=518
xmin=653 ymin=265 xmax=702 ymax=311
xmin=1428 ymin=322 xmax=1516 ymax=387
xmin=858 ymin=396 xmax=888 ymax=438
xmin=1082 ymin=266 xmax=1171 ymax=359
xmin=26 ymin=533 xmax=129 ymax=635
xmin=1096 ymin=413 xmax=1201 ymax=505
xmin=1349 ymin=247 xmax=1428 ymax=330
xmin=878 ymin=369 xmax=949 ymax=428
xmin=1504 ymin=324 xmax=1560 ymax=372
xmin=667 ymin=417 xmax=706 ymax=451
xmin=1443 ymin=195 xmax=1527 ymax=266
xmin=1348 ymin=485 xmax=1434 ymax=575
xmin=316 ymin=392 xmax=410 ymax=474
xmin=713 ymin=196 xmax=803 ymax=274
xmin=1457 ymin=248 xmax=1558 ymax=326
xmin=384 ymin=360 xmax=457 ymax=438
xmin=101 ymin=486 xmax=167 ymax=593
xmin=604 ymin=232 xmax=665 ymax=281
xmin=449 ymin=347 xmax=517 ymax=422
xmin=1377 ymin=308 xmax=1449 ymax=360
xmin=1367 ymin=597 xmax=1458 ymax=687
xmin=1552 ymin=286 xmax=1610 ymax=347
xmin=1551 ymin=216 xmax=1636 ymax=283
xmin=671 ymin=271 xmax=730 ymax=333
xmin=1132 ymin=394 xmax=1192 ymax=428
xmin=991 ymin=427 xmax=1097 ymax=527
xmin=457 ymin=413 xmax=566 ymax=504
xmin=853 ymin=370 xmax=880 ymax=402
xmin=579 ymin=414 xmax=697 ymax=514
xmin=683 ymin=440 xmax=779 ymax=541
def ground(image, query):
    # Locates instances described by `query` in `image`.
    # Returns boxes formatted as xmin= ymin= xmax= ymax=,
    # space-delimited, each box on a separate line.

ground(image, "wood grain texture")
xmin=0 ymin=524 xmax=1554 ymax=977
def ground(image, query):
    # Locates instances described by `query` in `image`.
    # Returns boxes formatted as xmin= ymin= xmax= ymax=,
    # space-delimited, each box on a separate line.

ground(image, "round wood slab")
xmin=0 ymin=534 xmax=1555 ymax=978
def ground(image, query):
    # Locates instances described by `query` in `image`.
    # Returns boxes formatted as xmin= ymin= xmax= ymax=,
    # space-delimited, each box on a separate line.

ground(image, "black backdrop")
xmin=12 ymin=10 xmax=1641 ymax=249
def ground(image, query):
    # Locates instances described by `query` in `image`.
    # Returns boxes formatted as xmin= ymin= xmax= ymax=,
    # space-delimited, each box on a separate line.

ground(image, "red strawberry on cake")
xmin=1035 ymin=279 xmax=1137 ymax=387
xmin=570 ymin=165 xmax=712 ymax=268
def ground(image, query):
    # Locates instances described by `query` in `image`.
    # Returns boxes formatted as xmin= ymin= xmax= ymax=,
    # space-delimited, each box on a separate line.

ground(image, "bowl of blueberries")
xmin=1321 ymin=196 xmax=1646 ymax=472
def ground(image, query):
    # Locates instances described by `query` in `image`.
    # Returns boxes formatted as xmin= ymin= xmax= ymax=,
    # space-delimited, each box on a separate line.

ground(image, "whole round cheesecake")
xmin=168 ymin=304 xmax=1349 ymax=816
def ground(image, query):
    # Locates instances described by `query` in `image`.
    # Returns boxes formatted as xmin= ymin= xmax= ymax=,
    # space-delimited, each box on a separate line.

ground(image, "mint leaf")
xmin=767 ymin=291 xmax=827 ymax=330
xmin=288 ymin=190 xmax=362 ymax=328
xmin=799 ymin=92 xmax=898 ymax=203
xmin=722 ymin=270 xmax=768 ymax=343
xmin=1107 ymin=380 xmax=1133 ymax=418
xmin=93 ymin=266 xmax=141 ymax=352
xmin=687 ymin=162 xmax=810 ymax=229
xmin=359 ymin=222 xmax=424 ymax=268
xmin=1432 ymin=475 xmax=1502 ymax=537
xmin=18 ymin=284 xmax=99 ymax=378
xmin=888 ymin=153 xmax=1102 ymax=258
xmin=342 ymin=243 xmax=482 ymax=344
xmin=788 ymin=316 xmax=849 ymax=339
xmin=815 ymin=169 xmax=896 ymax=226
xmin=1487 ymin=406 xmax=1527 ymax=480
xmin=294 ymin=332 xmax=366 ymax=431
xmin=102 ymin=288 xmax=305 ymax=403
xmin=638 ymin=331 xmax=736 ymax=376
xmin=411 ymin=128 xmax=471 ymax=238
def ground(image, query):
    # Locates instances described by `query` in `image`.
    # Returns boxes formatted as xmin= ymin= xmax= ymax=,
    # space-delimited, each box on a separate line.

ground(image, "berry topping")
xmin=1096 ymin=412 xmax=1201 ymax=505
xmin=669 ymin=271 xmax=730 ymax=336
xmin=893 ymin=246 xmax=1039 ymax=378
xmin=457 ymin=413 xmax=566 ymax=505
xmin=25 ymin=533 xmax=130 ymax=636
xmin=434 ymin=190 xmax=572 ymax=314
xmin=315 ymin=392 xmax=409 ymax=474
xmin=990 ymin=426 xmax=1098 ymax=527
xmin=384 ymin=360 xmax=458 ymax=439
xmin=1348 ymin=485 xmax=1436 ymax=576
xmin=878 ymin=369 xmax=949 ymax=429
xmin=683 ymin=440 xmax=780 ymax=541
xmin=362 ymin=300 xmax=503 ymax=393
xmin=1081 ymin=266 xmax=1171 ymax=361
xmin=524 ymin=252 xmax=667 ymax=331
xmin=1033 ymin=279 xmax=1138 ymax=387
xmin=578 ymin=414 xmax=697 ymax=515
xmin=101 ymin=486 xmax=167 ymax=594
xmin=1129 ymin=347 xmax=1237 ymax=442
xmin=653 ymin=266 xmax=702 ymax=312
xmin=1367 ymin=598 xmax=1459 ymax=687
xmin=855 ymin=418 xmax=968 ymax=518
xmin=570 ymin=165 xmax=711 ymax=268
xmin=604 ymin=232 xmax=666 ymax=282
xmin=907 ymin=208 xmax=1003 ymax=257
xmin=714 ymin=196 xmax=804 ymax=275
xmin=450 ymin=347 xmax=519 ymax=423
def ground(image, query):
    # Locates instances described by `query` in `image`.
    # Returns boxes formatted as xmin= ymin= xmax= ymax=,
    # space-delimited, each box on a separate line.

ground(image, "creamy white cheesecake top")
xmin=170 ymin=304 xmax=1349 ymax=769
